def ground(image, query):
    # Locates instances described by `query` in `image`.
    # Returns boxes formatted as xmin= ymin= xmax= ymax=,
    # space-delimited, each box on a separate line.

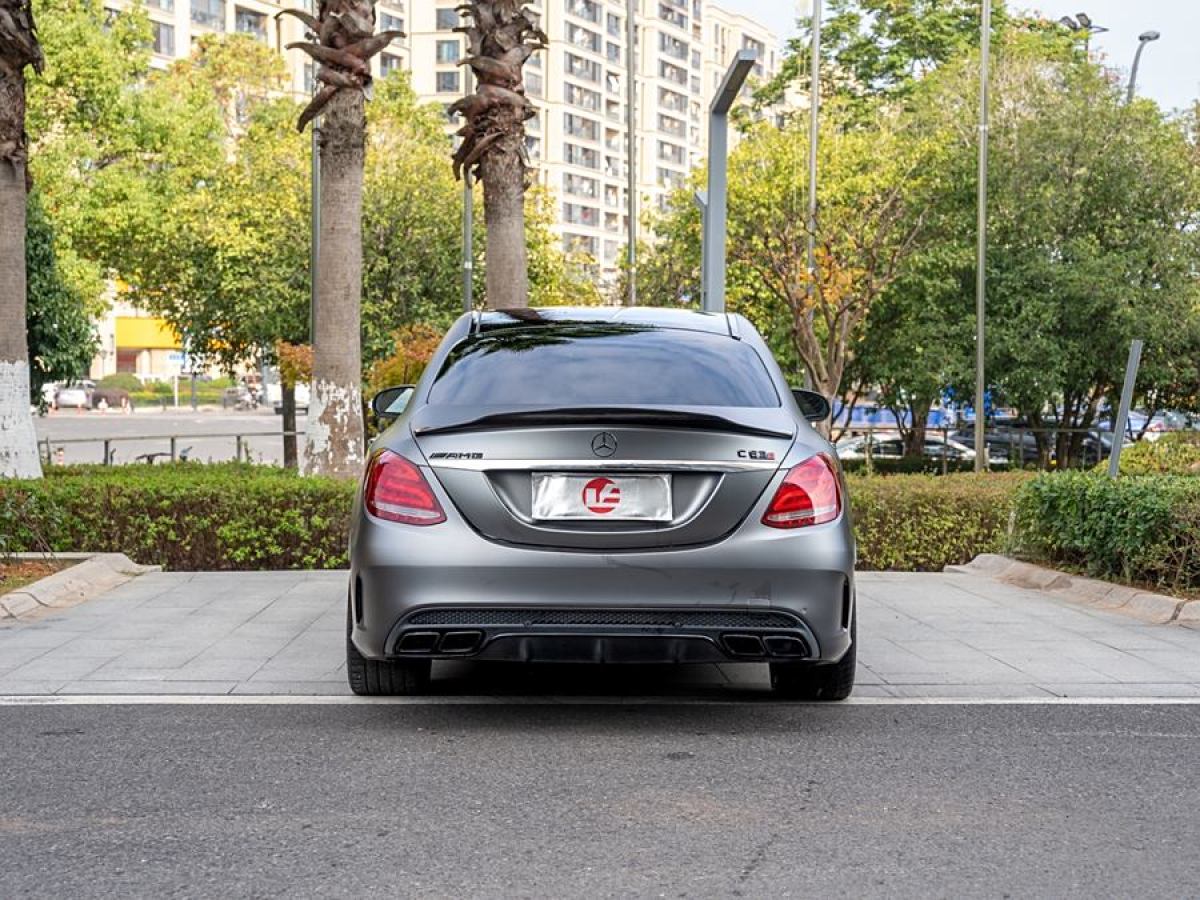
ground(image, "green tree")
xmin=640 ymin=106 xmax=944 ymax=415
xmin=25 ymin=190 xmax=97 ymax=404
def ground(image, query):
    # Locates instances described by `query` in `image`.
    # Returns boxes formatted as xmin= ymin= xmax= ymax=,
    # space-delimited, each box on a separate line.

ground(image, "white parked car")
xmin=836 ymin=431 xmax=977 ymax=462
xmin=53 ymin=381 xmax=94 ymax=409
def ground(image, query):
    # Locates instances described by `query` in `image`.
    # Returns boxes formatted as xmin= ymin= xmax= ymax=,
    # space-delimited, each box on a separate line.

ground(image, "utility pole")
xmin=974 ymin=0 xmax=991 ymax=472
xmin=310 ymin=115 xmax=320 ymax=343
xmin=626 ymin=0 xmax=638 ymax=306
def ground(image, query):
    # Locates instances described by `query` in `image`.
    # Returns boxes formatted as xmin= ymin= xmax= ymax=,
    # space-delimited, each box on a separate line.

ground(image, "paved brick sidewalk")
xmin=2 ymin=571 xmax=1199 ymax=698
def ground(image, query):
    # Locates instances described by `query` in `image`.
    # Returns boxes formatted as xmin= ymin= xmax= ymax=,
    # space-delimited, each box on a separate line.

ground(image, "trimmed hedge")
xmin=848 ymin=472 xmax=1029 ymax=571
xmin=1 ymin=464 xmax=1032 ymax=574
xmin=1104 ymin=431 xmax=1200 ymax=476
xmin=0 ymin=464 xmax=353 ymax=571
xmin=1012 ymin=471 xmax=1200 ymax=594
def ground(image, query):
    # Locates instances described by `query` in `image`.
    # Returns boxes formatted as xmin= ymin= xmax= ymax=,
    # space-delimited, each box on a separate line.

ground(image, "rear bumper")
xmin=349 ymin=500 xmax=856 ymax=664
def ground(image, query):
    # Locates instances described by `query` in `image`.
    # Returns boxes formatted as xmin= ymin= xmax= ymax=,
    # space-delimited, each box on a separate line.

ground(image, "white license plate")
xmin=532 ymin=473 xmax=673 ymax=522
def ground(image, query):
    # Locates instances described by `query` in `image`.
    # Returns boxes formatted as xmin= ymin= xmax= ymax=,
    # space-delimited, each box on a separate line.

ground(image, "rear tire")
xmin=346 ymin=605 xmax=431 ymax=696
xmin=771 ymin=617 xmax=855 ymax=701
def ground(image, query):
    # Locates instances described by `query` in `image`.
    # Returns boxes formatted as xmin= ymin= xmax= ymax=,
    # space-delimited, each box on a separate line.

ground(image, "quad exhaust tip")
xmin=723 ymin=633 xmax=810 ymax=659
xmin=395 ymin=630 xmax=484 ymax=655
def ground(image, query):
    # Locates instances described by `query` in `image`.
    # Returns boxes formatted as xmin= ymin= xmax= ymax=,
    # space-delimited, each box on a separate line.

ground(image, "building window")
xmin=436 ymin=71 xmax=460 ymax=93
xmin=146 ymin=0 xmax=174 ymax=10
xmin=657 ymin=167 xmax=684 ymax=190
xmin=525 ymin=72 xmax=543 ymax=98
xmin=436 ymin=7 xmax=458 ymax=29
xmin=380 ymin=53 xmax=403 ymax=76
xmin=566 ymin=23 xmax=601 ymax=54
xmin=234 ymin=7 xmax=266 ymax=40
xmin=606 ymin=41 xmax=621 ymax=64
xmin=564 ymin=113 xmax=599 ymax=141
xmin=659 ymin=2 xmax=687 ymax=30
xmin=380 ymin=13 xmax=404 ymax=33
xmin=657 ymin=113 xmax=685 ymax=138
xmin=564 ymin=203 xmax=599 ymax=227
xmin=564 ymin=52 xmax=600 ymax=83
xmin=566 ymin=0 xmax=600 ymax=23
xmin=436 ymin=40 xmax=460 ymax=64
xmin=564 ymin=173 xmax=598 ymax=199
xmin=658 ymin=140 xmax=685 ymax=165
xmin=525 ymin=135 xmax=541 ymax=160
xmin=607 ymin=12 xmax=621 ymax=37
xmin=564 ymin=143 xmax=599 ymax=170
xmin=151 ymin=21 xmax=175 ymax=55
xmin=565 ymin=83 xmax=600 ymax=111
xmin=190 ymin=0 xmax=225 ymax=31
xmin=658 ymin=87 xmax=687 ymax=113
xmin=564 ymin=233 xmax=599 ymax=257
xmin=659 ymin=32 xmax=688 ymax=61
xmin=659 ymin=61 xmax=687 ymax=86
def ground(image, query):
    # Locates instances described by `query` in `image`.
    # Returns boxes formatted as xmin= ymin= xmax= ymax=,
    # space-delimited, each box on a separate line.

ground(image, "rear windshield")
xmin=429 ymin=325 xmax=780 ymax=408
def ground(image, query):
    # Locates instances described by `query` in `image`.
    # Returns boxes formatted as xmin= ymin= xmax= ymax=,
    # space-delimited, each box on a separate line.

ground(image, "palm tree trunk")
xmin=281 ymin=1 xmax=402 ymax=478
xmin=452 ymin=2 xmax=546 ymax=309
xmin=479 ymin=129 xmax=529 ymax=307
xmin=0 ymin=1 xmax=44 ymax=479
xmin=302 ymin=87 xmax=366 ymax=479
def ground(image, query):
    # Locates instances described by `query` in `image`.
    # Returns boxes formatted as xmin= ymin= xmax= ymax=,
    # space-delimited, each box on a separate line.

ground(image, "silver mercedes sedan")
xmin=347 ymin=308 xmax=856 ymax=699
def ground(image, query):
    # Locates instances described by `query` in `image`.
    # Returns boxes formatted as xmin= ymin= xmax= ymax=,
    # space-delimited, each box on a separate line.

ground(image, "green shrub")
xmin=1103 ymin=431 xmax=1200 ymax=476
xmin=1012 ymin=471 xmax=1200 ymax=593
xmin=0 ymin=464 xmax=354 ymax=571
xmin=2 ymin=465 xmax=1031 ymax=574
xmin=846 ymin=472 xmax=1029 ymax=571
xmin=98 ymin=373 xmax=142 ymax=391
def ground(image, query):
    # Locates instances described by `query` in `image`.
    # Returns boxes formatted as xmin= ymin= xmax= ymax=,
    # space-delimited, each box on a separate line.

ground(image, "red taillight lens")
xmin=762 ymin=453 xmax=842 ymax=529
xmin=364 ymin=450 xmax=446 ymax=526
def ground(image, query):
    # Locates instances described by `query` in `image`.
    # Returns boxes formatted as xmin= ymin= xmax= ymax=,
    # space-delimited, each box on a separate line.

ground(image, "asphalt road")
xmin=34 ymin=410 xmax=305 ymax=466
xmin=2 ymin=702 xmax=1197 ymax=898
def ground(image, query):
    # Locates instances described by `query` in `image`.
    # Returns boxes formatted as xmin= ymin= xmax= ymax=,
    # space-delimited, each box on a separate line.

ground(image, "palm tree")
xmin=452 ymin=1 xmax=546 ymax=309
xmin=0 ymin=0 xmax=43 ymax=479
xmin=279 ymin=2 xmax=403 ymax=478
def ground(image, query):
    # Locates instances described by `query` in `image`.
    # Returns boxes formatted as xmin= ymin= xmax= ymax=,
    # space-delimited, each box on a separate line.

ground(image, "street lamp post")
xmin=974 ymin=0 xmax=991 ymax=472
xmin=1126 ymin=31 xmax=1161 ymax=103
xmin=626 ymin=0 xmax=637 ymax=306
xmin=701 ymin=50 xmax=758 ymax=313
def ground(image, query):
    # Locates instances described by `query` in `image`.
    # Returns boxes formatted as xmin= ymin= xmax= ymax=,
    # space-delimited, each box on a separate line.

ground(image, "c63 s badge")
xmin=737 ymin=449 xmax=776 ymax=461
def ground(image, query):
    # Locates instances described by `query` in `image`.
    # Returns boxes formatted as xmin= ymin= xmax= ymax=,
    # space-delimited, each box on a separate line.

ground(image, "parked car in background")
xmin=951 ymin=427 xmax=1041 ymax=466
xmin=53 ymin=381 xmax=94 ymax=409
xmin=267 ymin=381 xmax=310 ymax=415
xmin=836 ymin=431 xmax=976 ymax=463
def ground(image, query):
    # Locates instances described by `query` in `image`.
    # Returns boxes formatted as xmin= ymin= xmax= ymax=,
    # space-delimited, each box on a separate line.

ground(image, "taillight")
xmin=364 ymin=450 xmax=446 ymax=526
xmin=762 ymin=453 xmax=842 ymax=529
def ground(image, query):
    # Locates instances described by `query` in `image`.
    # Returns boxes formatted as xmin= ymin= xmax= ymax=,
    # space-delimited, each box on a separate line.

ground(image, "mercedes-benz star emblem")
xmin=591 ymin=432 xmax=618 ymax=458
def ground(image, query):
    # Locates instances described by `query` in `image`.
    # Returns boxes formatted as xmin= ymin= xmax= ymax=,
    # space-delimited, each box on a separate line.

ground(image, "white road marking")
xmin=2 ymin=695 xmax=1200 ymax=707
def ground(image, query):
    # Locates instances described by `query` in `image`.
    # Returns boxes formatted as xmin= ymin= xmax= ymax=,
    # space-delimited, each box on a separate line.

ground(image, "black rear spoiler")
xmin=412 ymin=407 xmax=794 ymax=440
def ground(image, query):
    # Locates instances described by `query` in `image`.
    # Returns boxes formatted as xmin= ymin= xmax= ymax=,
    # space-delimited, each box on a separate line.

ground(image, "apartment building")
xmin=121 ymin=0 xmax=782 ymax=282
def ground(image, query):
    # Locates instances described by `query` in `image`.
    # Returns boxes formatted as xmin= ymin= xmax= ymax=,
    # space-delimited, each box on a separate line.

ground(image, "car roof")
xmin=473 ymin=307 xmax=734 ymax=337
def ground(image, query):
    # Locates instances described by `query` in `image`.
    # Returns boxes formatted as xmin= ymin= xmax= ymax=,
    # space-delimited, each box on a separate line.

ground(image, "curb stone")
xmin=945 ymin=554 xmax=1194 ymax=626
xmin=0 ymin=553 xmax=160 ymax=621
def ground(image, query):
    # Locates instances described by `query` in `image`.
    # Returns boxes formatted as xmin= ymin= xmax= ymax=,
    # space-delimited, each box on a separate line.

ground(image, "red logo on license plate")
xmin=582 ymin=477 xmax=621 ymax=514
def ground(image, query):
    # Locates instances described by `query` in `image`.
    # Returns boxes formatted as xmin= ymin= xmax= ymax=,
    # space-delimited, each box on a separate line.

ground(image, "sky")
xmin=716 ymin=0 xmax=1199 ymax=112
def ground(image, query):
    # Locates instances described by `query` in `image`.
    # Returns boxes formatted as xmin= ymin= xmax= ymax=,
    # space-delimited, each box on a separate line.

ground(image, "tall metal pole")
xmin=703 ymin=51 xmax=757 ymax=313
xmin=974 ymin=0 xmax=991 ymax=472
xmin=1126 ymin=32 xmax=1160 ymax=104
xmin=310 ymin=115 xmax=320 ymax=343
xmin=1107 ymin=339 xmax=1144 ymax=478
xmin=626 ymin=0 xmax=637 ymax=306
xmin=805 ymin=1 xmax=821 ymax=329
xmin=462 ymin=69 xmax=475 ymax=312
